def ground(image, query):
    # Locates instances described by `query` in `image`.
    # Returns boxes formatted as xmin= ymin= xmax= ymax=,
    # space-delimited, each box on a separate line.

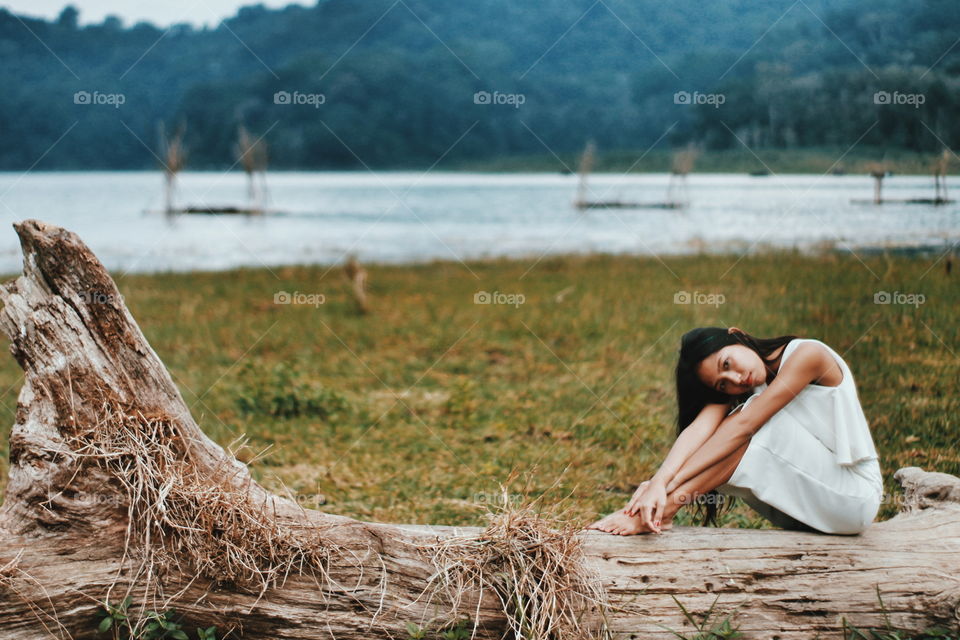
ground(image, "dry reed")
xmin=63 ymin=400 xmax=343 ymax=633
xmin=45 ymin=399 xmax=612 ymax=638
xmin=418 ymin=488 xmax=611 ymax=640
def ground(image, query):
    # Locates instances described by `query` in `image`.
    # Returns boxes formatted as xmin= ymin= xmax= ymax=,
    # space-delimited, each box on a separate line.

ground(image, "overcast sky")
xmin=0 ymin=0 xmax=313 ymax=27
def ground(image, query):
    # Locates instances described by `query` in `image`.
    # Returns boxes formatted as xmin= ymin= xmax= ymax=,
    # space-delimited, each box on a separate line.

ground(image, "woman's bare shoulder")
xmin=781 ymin=341 xmax=842 ymax=386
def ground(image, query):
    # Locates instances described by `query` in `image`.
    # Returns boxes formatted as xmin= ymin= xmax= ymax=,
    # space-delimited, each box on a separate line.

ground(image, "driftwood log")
xmin=0 ymin=219 xmax=958 ymax=639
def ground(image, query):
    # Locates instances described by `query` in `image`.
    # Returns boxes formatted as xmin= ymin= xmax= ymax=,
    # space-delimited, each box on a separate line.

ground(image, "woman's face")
xmin=696 ymin=344 xmax=766 ymax=396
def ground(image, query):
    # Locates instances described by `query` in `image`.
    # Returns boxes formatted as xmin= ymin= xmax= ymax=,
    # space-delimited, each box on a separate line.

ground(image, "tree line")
xmin=0 ymin=0 xmax=957 ymax=169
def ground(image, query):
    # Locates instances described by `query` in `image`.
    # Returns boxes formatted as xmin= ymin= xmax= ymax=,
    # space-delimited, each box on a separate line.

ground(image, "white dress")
xmin=717 ymin=338 xmax=884 ymax=534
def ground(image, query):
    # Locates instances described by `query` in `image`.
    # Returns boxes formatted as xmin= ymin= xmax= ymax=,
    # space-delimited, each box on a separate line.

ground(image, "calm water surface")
xmin=0 ymin=171 xmax=956 ymax=273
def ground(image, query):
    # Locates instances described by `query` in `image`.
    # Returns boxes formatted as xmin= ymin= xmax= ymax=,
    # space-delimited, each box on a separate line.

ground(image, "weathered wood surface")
xmin=0 ymin=219 xmax=958 ymax=639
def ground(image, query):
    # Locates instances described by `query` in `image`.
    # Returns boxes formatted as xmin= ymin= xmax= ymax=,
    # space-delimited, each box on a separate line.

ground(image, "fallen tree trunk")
xmin=0 ymin=219 xmax=957 ymax=639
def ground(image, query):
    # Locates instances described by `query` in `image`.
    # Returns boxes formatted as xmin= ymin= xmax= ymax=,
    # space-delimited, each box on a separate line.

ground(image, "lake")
xmin=0 ymin=171 xmax=956 ymax=273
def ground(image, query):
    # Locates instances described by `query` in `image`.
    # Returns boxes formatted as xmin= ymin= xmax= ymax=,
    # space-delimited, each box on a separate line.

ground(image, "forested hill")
xmin=1 ymin=0 xmax=958 ymax=170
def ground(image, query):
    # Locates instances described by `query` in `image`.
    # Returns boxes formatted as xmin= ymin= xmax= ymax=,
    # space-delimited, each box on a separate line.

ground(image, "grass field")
xmin=0 ymin=249 xmax=956 ymax=529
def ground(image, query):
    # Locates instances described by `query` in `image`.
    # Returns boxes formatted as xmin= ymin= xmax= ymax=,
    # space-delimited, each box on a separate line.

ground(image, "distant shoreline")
xmin=2 ymin=242 xmax=953 ymax=282
xmin=451 ymin=147 xmax=959 ymax=176
xmin=1 ymin=148 xmax=956 ymax=176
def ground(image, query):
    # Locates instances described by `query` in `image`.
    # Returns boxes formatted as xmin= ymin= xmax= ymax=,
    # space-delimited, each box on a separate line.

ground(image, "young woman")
xmin=587 ymin=326 xmax=883 ymax=535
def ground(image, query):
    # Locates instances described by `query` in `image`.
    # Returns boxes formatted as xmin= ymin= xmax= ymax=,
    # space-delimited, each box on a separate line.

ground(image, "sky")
xmin=0 ymin=0 xmax=313 ymax=27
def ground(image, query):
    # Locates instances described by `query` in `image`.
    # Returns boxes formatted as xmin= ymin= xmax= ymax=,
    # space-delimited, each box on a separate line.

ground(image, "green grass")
xmin=0 ymin=249 xmax=956 ymax=528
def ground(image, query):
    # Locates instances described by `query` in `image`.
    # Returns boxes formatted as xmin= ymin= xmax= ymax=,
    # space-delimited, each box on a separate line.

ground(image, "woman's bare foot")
xmin=585 ymin=508 xmax=674 ymax=535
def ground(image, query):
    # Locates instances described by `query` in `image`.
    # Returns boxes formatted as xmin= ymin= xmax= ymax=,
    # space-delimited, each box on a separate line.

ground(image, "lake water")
xmin=0 ymin=171 xmax=956 ymax=274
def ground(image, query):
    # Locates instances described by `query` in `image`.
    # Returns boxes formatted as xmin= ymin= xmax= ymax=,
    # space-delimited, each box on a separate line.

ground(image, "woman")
xmin=586 ymin=326 xmax=883 ymax=536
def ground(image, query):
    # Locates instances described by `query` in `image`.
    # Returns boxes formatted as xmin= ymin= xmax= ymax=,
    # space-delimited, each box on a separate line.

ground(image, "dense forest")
xmin=1 ymin=0 xmax=958 ymax=169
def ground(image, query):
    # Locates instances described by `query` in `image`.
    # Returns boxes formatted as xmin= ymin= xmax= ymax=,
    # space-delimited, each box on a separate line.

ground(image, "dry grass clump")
xmin=420 ymin=489 xmax=611 ymax=640
xmin=64 ymin=400 xmax=340 ymax=616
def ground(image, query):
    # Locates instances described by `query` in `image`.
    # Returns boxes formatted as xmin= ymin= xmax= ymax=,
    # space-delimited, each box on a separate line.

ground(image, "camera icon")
xmin=673 ymin=91 xmax=691 ymax=105
xmin=274 ymin=91 xmax=291 ymax=105
xmin=274 ymin=291 xmax=292 ymax=304
xmin=473 ymin=91 xmax=491 ymax=105
xmin=74 ymin=91 xmax=91 ymax=105
xmin=474 ymin=291 xmax=491 ymax=304
xmin=674 ymin=290 xmax=691 ymax=304
xmin=873 ymin=91 xmax=891 ymax=105
xmin=873 ymin=291 xmax=891 ymax=304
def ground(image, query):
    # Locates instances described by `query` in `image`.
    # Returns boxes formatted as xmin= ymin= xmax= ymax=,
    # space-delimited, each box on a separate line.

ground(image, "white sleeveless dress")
xmin=717 ymin=338 xmax=884 ymax=534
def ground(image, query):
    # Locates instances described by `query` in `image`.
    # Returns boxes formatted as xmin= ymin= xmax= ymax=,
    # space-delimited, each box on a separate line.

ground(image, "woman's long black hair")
xmin=674 ymin=327 xmax=798 ymax=525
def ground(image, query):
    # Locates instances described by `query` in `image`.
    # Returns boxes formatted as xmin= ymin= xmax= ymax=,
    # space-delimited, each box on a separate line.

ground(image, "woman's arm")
xmin=650 ymin=402 xmax=729 ymax=487
xmin=664 ymin=343 xmax=834 ymax=494
xmin=624 ymin=402 xmax=728 ymax=523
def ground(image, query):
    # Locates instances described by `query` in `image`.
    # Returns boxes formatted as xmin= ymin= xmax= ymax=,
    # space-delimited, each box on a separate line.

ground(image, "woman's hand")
xmin=625 ymin=480 xmax=649 ymax=513
xmin=625 ymin=479 xmax=667 ymax=532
